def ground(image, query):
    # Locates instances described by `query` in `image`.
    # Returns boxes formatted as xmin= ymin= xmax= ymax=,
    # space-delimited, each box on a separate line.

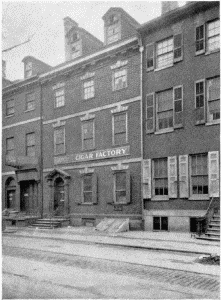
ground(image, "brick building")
xmin=138 ymin=1 xmax=220 ymax=232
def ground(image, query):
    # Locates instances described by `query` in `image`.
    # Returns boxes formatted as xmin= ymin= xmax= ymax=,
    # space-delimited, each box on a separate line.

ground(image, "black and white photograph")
xmin=2 ymin=1 xmax=220 ymax=299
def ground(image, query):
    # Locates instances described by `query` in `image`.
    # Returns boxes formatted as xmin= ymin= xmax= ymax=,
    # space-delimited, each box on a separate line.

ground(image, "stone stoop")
xmin=30 ymin=217 xmax=70 ymax=229
xmin=197 ymin=211 xmax=220 ymax=242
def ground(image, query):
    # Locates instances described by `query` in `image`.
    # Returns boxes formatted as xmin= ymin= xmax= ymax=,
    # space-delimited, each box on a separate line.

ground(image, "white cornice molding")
xmin=110 ymin=60 xmax=128 ymax=70
xmin=52 ymin=82 xmax=65 ymax=90
xmin=80 ymin=72 xmax=95 ymax=81
xmin=79 ymin=167 xmax=94 ymax=174
xmin=2 ymin=117 xmax=41 ymax=130
xmin=111 ymin=104 xmax=128 ymax=114
xmin=80 ymin=113 xmax=95 ymax=121
xmin=111 ymin=162 xmax=129 ymax=171
xmin=52 ymin=120 xmax=66 ymax=128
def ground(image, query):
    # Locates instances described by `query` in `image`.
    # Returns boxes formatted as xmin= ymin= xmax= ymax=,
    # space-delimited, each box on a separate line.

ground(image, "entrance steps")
xmin=95 ymin=218 xmax=129 ymax=233
xmin=197 ymin=212 xmax=220 ymax=242
xmin=30 ymin=217 xmax=69 ymax=229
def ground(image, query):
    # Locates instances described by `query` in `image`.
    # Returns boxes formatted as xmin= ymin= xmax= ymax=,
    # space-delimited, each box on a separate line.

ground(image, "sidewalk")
xmin=4 ymin=225 xmax=220 ymax=256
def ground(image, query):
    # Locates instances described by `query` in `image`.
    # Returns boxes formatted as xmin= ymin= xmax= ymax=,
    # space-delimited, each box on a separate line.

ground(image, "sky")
xmin=2 ymin=1 xmax=185 ymax=81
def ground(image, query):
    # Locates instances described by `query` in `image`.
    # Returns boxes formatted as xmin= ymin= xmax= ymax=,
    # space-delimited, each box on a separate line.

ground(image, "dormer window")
xmin=71 ymin=40 xmax=81 ymax=59
xmin=70 ymin=32 xmax=79 ymax=43
xmin=25 ymin=62 xmax=32 ymax=78
xmin=106 ymin=15 xmax=121 ymax=44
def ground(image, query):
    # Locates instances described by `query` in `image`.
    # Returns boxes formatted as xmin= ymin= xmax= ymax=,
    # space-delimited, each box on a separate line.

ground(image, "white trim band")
xmin=3 ymin=117 xmax=41 ymax=130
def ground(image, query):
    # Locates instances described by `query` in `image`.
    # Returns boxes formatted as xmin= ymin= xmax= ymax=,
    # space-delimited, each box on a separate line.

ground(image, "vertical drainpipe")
xmin=138 ymin=34 xmax=144 ymax=229
xmin=39 ymin=79 xmax=44 ymax=218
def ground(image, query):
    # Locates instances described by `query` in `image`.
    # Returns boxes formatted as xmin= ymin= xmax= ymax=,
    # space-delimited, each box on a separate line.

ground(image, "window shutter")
xmin=195 ymin=80 xmax=205 ymax=124
xmin=126 ymin=170 xmax=131 ymax=203
xmin=146 ymin=93 xmax=155 ymax=133
xmin=195 ymin=24 xmax=205 ymax=55
xmin=208 ymin=151 xmax=220 ymax=197
xmin=179 ymin=155 xmax=189 ymax=198
xmin=146 ymin=43 xmax=154 ymax=71
xmin=173 ymin=33 xmax=183 ymax=62
xmin=173 ymin=86 xmax=183 ymax=127
xmin=92 ymin=173 xmax=98 ymax=204
xmin=168 ymin=156 xmax=177 ymax=198
xmin=143 ymin=159 xmax=151 ymax=199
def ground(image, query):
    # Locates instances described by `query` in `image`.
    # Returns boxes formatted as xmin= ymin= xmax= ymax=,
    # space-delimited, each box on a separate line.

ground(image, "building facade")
xmin=138 ymin=1 xmax=220 ymax=232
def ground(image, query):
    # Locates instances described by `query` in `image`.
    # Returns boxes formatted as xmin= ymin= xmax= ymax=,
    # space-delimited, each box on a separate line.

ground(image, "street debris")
xmin=196 ymin=254 xmax=220 ymax=265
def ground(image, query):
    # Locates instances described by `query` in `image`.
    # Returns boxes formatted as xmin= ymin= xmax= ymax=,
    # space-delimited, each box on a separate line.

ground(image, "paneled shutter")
xmin=195 ymin=24 xmax=205 ymax=54
xmin=179 ymin=155 xmax=189 ymax=198
xmin=173 ymin=86 xmax=183 ymax=127
xmin=92 ymin=173 xmax=98 ymax=204
xmin=126 ymin=170 xmax=131 ymax=203
xmin=208 ymin=151 xmax=220 ymax=197
xmin=173 ymin=33 xmax=183 ymax=62
xmin=168 ymin=156 xmax=177 ymax=198
xmin=143 ymin=159 xmax=151 ymax=199
xmin=146 ymin=43 xmax=154 ymax=71
xmin=146 ymin=93 xmax=155 ymax=133
xmin=195 ymin=80 xmax=205 ymax=124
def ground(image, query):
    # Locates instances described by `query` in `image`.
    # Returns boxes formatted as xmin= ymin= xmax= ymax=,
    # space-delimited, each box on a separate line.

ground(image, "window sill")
xmin=24 ymin=109 xmax=35 ymax=113
xmin=195 ymin=121 xmax=205 ymax=126
xmin=54 ymin=152 xmax=66 ymax=156
xmin=154 ymin=128 xmax=174 ymax=135
xmin=108 ymin=202 xmax=128 ymax=205
xmin=146 ymin=67 xmax=154 ymax=72
xmin=154 ymin=64 xmax=173 ymax=72
xmin=113 ymin=142 xmax=129 ymax=147
xmin=205 ymin=49 xmax=220 ymax=56
xmin=78 ymin=203 xmax=95 ymax=206
xmin=113 ymin=86 xmax=127 ymax=92
xmin=195 ymin=50 xmax=205 ymax=56
xmin=152 ymin=196 xmax=169 ymax=201
xmin=5 ymin=115 xmax=14 ymax=118
xmin=83 ymin=96 xmax=95 ymax=101
xmin=205 ymin=121 xmax=220 ymax=126
xmin=82 ymin=147 xmax=96 ymax=152
xmin=54 ymin=105 xmax=65 ymax=109
xmin=189 ymin=195 xmax=209 ymax=201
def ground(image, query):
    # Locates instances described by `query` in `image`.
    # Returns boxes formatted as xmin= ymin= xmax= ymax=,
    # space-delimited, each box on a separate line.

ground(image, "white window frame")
xmin=82 ymin=120 xmax=95 ymax=151
xmin=156 ymin=37 xmax=174 ymax=70
xmin=206 ymin=76 xmax=220 ymax=125
xmin=206 ymin=19 xmax=220 ymax=53
xmin=152 ymin=157 xmax=169 ymax=201
xmin=83 ymin=80 xmax=95 ymax=100
xmin=53 ymin=83 xmax=65 ymax=108
xmin=156 ymin=89 xmax=174 ymax=133
xmin=25 ymin=92 xmax=35 ymax=111
xmin=112 ymin=68 xmax=127 ymax=91
xmin=189 ymin=153 xmax=209 ymax=200
xmin=54 ymin=127 xmax=65 ymax=155
xmin=6 ymin=99 xmax=15 ymax=116
xmin=112 ymin=112 xmax=128 ymax=146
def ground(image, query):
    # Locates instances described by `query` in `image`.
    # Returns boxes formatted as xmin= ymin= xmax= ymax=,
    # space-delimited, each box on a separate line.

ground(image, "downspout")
xmin=39 ymin=80 xmax=44 ymax=218
xmin=138 ymin=33 xmax=144 ymax=229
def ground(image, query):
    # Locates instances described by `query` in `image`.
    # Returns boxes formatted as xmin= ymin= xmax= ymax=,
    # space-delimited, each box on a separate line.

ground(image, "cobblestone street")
xmin=2 ymin=234 xmax=219 ymax=299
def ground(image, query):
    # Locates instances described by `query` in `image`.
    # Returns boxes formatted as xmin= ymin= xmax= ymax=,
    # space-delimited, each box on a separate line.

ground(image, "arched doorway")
xmin=54 ymin=177 xmax=65 ymax=216
xmin=5 ymin=178 xmax=16 ymax=209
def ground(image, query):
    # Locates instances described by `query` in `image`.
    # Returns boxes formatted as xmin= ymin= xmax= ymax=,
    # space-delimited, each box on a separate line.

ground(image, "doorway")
xmin=20 ymin=181 xmax=38 ymax=214
xmin=54 ymin=177 xmax=65 ymax=216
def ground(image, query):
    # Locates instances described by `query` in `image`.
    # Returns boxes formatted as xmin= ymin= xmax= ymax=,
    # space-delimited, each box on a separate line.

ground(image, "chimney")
xmin=2 ymin=60 xmax=6 ymax=78
xmin=63 ymin=17 xmax=78 ymax=35
xmin=161 ymin=1 xmax=178 ymax=15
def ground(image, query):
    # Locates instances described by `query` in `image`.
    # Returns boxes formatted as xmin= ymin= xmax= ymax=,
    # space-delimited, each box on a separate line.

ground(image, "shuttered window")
xmin=82 ymin=120 xmax=94 ymax=150
xmin=207 ymin=77 xmax=220 ymax=122
xmin=191 ymin=154 xmax=208 ymax=195
xmin=26 ymin=132 xmax=35 ymax=157
xmin=156 ymin=89 xmax=173 ymax=131
xmin=153 ymin=158 xmax=168 ymax=196
xmin=83 ymin=174 xmax=93 ymax=203
xmin=146 ymin=93 xmax=155 ymax=133
xmin=195 ymin=80 xmax=205 ymax=124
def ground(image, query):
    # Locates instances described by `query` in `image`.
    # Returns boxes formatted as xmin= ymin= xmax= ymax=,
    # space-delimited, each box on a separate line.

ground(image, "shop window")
xmin=26 ymin=132 xmax=35 ymax=157
xmin=54 ymin=127 xmax=65 ymax=155
xmin=196 ymin=19 xmax=220 ymax=55
xmin=113 ymin=113 xmax=127 ymax=145
xmin=153 ymin=216 xmax=168 ymax=231
xmin=112 ymin=69 xmax=127 ymax=91
xmin=82 ymin=120 xmax=94 ymax=150
xmin=6 ymin=99 xmax=15 ymax=116
xmin=26 ymin=92 xmax=35 ymax=111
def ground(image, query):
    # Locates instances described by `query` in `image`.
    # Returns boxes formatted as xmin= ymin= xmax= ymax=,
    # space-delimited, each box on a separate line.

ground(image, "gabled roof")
xmin=45 ymin=168 xmax=71 ymax=180
xmin=22 ymin=55 xmax=52 ymax=68
xmin=102 ymin=7 xmax=140 ymax=28
xmin=66 ymin=26 xmax=103 ymax=46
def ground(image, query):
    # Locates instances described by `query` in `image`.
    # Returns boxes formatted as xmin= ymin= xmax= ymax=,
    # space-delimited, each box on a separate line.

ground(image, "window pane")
xmin=208 ymin=35 xmax=220 ymax=51
xmin=115 ymin=133 xmax=126 ymax=145
xmin=116 ymin=191 xmax=126 ymax=203
xmin=84 ymin=139 xmax=94 ymax=150
xmin=208 ymin=77 xmax=220 ymax=101
xmin=161 ymin=217 xmax=168 ymax=231
xmin=191 ymin=154 xmax=208 ymax=195
xmin=153 ymin=217 xmax=160 ymax=230
xmin=84 ymin=192 xmax=92 ymax=203
xmin=157 ymin=90 xmax=173 ymax=111
xmin=116 ymin=172 xmax=126 ymax=190
xmin=84 ymin=175 xmax=92 ymax=192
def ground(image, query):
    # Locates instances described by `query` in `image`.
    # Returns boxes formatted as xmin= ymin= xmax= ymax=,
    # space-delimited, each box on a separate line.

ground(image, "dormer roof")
xmin=102 ymin=7 xmax=140 ymax=28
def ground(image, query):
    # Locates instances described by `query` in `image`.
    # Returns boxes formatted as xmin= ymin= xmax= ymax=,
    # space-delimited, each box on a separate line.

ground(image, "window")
xmin=83 ymin=80 xmax=94 ymax=100
xmin=71 ymin=41 xmax=81 ymax=59
xmin=70 ymin=32 xmax=79 ymax=43
xmin=26 ymin=133 xmax=35 ymax=157
xmin=195 ymin=19 xmax=220 ymax=54
xmin=115 ymin=172 xmax=126 ymax=203
xmin=54 ymin=128 xmax=65 ymax=155
xmin=153 ymin=158 xmax=168 ymax=196
xmin=25 ymin=62 xmax=32 ymax=78
xmin=82 ymin=120 xmax=94 ymax=150
xmin=6 ymin=137 xmax=14 ymax=157
xmin=6 ymin=99 xmax=15 ymax=116
xmin=112 ymin=69 xmax=127 ymax=91
xmin=113 ymin=113 xmax=127 ymax=145
xmin=153 ymin=217 xmax=168 ymax=231
xmin=207 ymin=77 xmax=220 ymax=122
xmin=156 ymin=89 xmax=173 ymax=131
xmin=195 ymin=77 xmax=220 ymax=124
xmin=83 ymin=174 xmax=93 ymax=203
xmin=191 ymin=154 xmax=208 ymax=195
xmin=53 ymin=82 xmax=65 ymax=108
xmin=147 ymin=34 xmax=183 ymax=71
xmin=106 ymin=16 xmax=120 ymax=44
xmin=26 ymin=93 xmax=35 ymax=111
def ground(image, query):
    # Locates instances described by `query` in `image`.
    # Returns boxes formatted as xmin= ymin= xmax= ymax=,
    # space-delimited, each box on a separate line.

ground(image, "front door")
xmin=20 ymin=181 xmax=38 ymax=214
xmin=54 ymin=178 xmax=65 ymax=216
